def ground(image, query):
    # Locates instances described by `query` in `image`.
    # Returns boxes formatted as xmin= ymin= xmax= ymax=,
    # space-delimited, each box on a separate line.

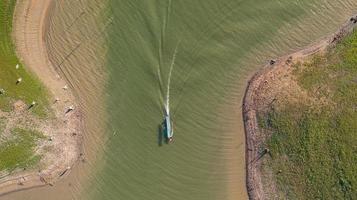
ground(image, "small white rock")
xmin=63 ymin=85 xmax=68 ymax=90
xmin=16 ymin=64 xmax=19 ymax=69
xmin=17 ymin=78 xmax=22 ymax=84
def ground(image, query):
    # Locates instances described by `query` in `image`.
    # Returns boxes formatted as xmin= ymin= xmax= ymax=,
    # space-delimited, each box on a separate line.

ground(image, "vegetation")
xmin=0 ymin=117 xmax=5 ymax=133
xmin=259 ymin=31 xmax=357 ymax=199
xmin=0 ymin=128 xmax=44 ymax=171
xmin=0 ymin=0 xmax=49 ymax=117
xmin=0 ymin=1 xmax=50 ymax=172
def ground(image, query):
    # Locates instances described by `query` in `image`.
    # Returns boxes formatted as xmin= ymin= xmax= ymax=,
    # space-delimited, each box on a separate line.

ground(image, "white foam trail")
xmin=165 ymin=43 xmax=179 ymax=114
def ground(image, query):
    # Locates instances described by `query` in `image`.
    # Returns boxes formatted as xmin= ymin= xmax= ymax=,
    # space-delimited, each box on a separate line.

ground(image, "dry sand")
xmin=0 ymin=0 xmax=82 ymax=196
xmin=243 ymin=16 xmax=357 ymax=200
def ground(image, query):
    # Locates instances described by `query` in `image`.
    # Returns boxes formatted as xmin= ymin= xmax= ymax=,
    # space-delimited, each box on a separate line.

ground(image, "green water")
xmin=86 ymin=1 xmax=357 ymax=200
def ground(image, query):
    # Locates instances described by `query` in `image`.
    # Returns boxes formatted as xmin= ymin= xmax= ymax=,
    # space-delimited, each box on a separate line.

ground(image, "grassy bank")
xmin=259 ymin=30 xmax=357 ymax=199
xmin=0 ymin=0 xmax=49 ymax=116
xmin=0 ymin=128 xmax=44 ymax=172
xmin=0 ymin=0 xmax=48 ymax=172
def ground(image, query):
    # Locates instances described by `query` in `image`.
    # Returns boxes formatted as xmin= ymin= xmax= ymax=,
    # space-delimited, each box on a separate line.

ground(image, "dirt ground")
xmin=242 ymin=16 xmax=357 ymax=200
xmin=0 ymin=0 xmax=83 ymax=195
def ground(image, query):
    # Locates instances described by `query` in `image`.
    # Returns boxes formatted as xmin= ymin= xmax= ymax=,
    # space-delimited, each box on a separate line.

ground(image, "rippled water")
xmin=5 ymin=0 xmax=357 ymax=200
xmin=88 ymin=1 xmax=357 ymax=200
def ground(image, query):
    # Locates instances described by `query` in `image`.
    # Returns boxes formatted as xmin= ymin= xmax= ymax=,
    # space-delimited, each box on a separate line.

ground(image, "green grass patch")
xmin=260 ymin=30 xmax=357 ymax=199
xmin=0 ymin=128 xmax=45 ymax=171
xmin=0 ymin=0 xmax=49 ymax=117
xmin=0 ymin=117 xmax=6 ymax=133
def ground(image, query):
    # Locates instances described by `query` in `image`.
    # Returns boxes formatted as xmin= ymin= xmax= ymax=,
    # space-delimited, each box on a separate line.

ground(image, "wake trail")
xmin=165 ymin=42 xmax=179 ymax=114
xmin=157 ymin=39 xmax=164 ymax=107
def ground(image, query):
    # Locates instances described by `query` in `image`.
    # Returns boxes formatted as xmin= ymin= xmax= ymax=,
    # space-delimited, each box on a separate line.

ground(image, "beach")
xmin=243 ymin=16 xmax=357 ymax=199
xmin=0 ymin=0 xmax=107 ymax=199
xmin=0 ymin=0 xmax=82 ymax=196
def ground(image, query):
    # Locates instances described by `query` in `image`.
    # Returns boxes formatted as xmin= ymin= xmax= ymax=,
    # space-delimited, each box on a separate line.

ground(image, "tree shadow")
xmin=250 ymin=148 xmax=272 ymax=165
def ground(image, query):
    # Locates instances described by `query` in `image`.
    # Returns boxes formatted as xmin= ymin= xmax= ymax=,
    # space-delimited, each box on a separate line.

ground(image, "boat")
xmin=163 ymin=105 xmax=173 ymax=143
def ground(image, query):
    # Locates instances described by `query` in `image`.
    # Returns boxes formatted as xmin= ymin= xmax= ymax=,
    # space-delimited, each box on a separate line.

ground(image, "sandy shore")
xmin=0 ymin=0 xmax=82 ymax=196
xmin=243 ymin=16 xmax=357 ymax=200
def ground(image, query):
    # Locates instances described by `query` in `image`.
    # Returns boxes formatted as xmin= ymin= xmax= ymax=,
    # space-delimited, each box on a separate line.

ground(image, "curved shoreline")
xmin=243 ymin=16 xmax=357 ymax=200
xmin=0 ymin=0 xmax=83 ymax=196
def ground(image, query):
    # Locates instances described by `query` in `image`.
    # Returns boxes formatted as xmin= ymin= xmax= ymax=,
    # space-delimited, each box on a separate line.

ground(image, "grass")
xmin=259 ymin=30 xmax=357 ymax=199
xmin=0 ymin=128 xmax=45 ymax=171
xmin=0 ymin=0 xmax=51 ymax=173
xmin=0 ymin=117 xmax=6 ymax=133
xmin=0 ymin=0 xmax=49 ymax=117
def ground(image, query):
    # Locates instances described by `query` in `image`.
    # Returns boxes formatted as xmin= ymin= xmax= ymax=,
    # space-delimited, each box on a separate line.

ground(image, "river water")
xmin=5 ymin=0 xmax=357 ymax=200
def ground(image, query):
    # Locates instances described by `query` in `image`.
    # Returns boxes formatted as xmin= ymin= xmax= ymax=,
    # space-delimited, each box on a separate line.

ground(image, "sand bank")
xmin=243 ymin=16 xmax=357 ymax=199
xmin=0 ymin=0 xmax=82 ymax=196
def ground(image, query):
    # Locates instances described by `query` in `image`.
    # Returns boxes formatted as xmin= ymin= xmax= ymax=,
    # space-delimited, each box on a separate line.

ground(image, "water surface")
xmin=88 ymin=1 xmax=357 ymax=200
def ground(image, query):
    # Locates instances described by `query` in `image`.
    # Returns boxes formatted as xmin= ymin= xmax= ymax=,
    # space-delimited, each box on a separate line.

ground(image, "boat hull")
xmin=163 ymin=115 xmax=173 ymax=142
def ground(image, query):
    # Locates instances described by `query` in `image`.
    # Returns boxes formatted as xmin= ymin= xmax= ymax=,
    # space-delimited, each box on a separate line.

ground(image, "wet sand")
xmin=243 ymin=16 xmax=357 ymax=199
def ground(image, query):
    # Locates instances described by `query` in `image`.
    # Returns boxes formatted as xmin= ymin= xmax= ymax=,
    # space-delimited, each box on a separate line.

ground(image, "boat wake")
xmin=164 ymin=43 xmax=179 ymax=143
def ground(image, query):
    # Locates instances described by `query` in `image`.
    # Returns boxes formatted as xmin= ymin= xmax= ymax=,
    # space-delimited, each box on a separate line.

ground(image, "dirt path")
xmin=0 ymin=0 xmax=82 ymax=196
xmin=243 ymin=16 xmax=357 ymax=200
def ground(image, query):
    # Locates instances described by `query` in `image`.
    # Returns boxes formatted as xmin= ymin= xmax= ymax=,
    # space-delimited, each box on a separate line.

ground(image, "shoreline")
xmin=243 ymin=16 xmax=357 ymax=199
xmin=0 ymin=0 xmax=83 ymax=196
